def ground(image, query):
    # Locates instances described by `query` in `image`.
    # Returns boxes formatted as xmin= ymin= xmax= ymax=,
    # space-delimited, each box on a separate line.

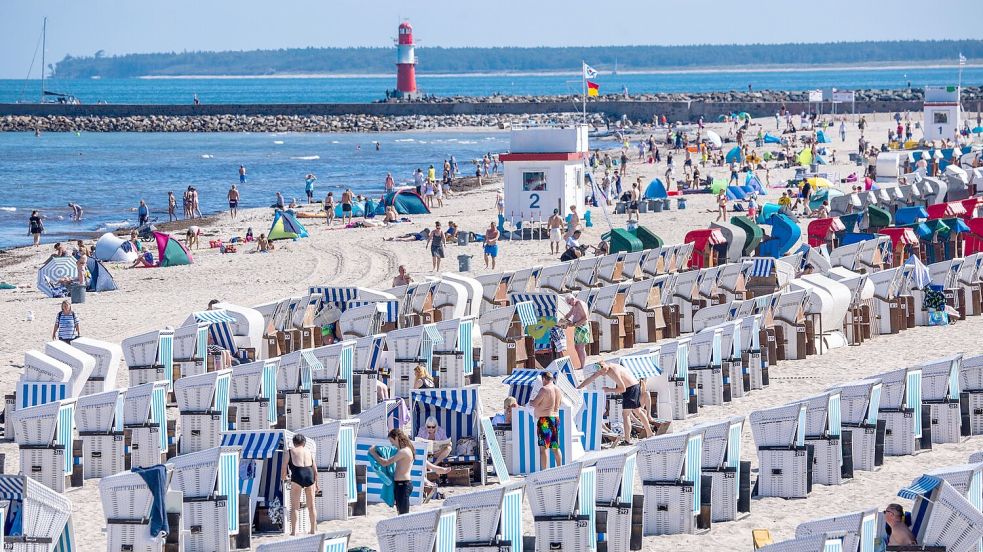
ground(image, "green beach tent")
xmin=153 ymin=232 xmax=193 ymax=267
xmin=268 ymin=210 xmax=309 ymax=240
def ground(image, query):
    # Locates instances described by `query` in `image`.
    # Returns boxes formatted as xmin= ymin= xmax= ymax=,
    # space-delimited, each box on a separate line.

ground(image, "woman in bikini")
xmin=281 ymin=433 xmax=319 ymax=535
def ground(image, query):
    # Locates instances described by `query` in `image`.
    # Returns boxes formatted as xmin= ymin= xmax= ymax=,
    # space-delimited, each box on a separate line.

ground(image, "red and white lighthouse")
xmin=395 ymin=21 xmax=418 ymax=97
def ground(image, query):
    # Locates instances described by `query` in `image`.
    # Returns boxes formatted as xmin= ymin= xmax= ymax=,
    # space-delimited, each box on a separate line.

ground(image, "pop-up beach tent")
xmin=268 ymin=210 xmax=309 ymax=240
xmin=726 ymin=147 xmax=742 ymax=164
xmin=374 ymin=189 xmax=430 ymax=215
xmin=85 ymin=258 xmax=118 ymax=293
xmin=644 ymin=178 xmax=668 ymax=199
xmin=94 ymin=233 xmax=138 ymax=263
xmin=153 ymin=232 xmax=194 ymax=267
xmin=764 ymin=133 xmax=782 ymax=144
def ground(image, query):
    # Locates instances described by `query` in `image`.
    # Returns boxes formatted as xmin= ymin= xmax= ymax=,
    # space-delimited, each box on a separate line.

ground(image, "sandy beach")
xmin=1 ymin=113 xmax=981 ymax=550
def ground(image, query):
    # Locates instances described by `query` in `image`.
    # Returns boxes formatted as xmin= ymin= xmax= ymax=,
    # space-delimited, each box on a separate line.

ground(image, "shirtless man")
xmin=547 ymin=209 xmax=563 ymax=255
xmin=392 ymin=265 xmax=413 ymax=287
xmin=884 ymin=503 xmax=917 ymax=546
xmin=228 ymin=185 xmax=240 ymax=220
xmin=566 ymin=205 xmax=581 ymax=238
xmin=369 ymin=428 xmax=416 ymax=515
xmin=579 ymin=360 xmax=653 ymax=443
xmin=529 ymin=371 xmax=563 ymax=470
xmin=341 ymin=188 xmax=354 ymax=225
xmin=484 ymin=222 xmax=500 ymax=270
xmin=560 ymin=294 xmax=591 ymax=369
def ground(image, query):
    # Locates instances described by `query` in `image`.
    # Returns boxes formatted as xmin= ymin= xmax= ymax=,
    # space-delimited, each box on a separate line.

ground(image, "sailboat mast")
xmin=40 ymin=17 xmax=46 ymax=101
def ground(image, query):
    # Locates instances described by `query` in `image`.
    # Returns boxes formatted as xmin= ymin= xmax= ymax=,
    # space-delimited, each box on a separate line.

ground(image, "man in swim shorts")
xmin=547 ymin=209 xmax=563 ymax=254
xmin=529 ymin=371 xmax=563 ymax=469
xmin=578 ymin=361 xmax=653 ymax=443
xmin=484 ymin=221 xmax=499 ymax=269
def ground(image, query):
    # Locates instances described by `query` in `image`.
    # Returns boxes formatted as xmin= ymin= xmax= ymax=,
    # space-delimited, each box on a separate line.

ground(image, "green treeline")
xmin=53 ymin=40 xmax=983 ymax=78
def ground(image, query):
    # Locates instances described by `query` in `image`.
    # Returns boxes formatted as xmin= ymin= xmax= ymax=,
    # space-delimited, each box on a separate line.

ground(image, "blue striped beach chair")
xmin=713 ymin=319 xmax=749 ymax=399
xmin=74 ymin=389 xmax=125 ymax=479
xmin=692 ymin=415 xmax=749 ymax=523
xmin=478 ymin=301 xmax=536 ymax=377
xmin=798 ymin=390 xmax=845 ymax=486
xmin=0 ymin=474 xmax=74 ymax=552
xmin=376 ymin=506 xmax=457 ymax=552
xmin=896 ymin=474 xmax=983 ymax=551
xmin=432 ymin=316 xmax=478 ymax=388
xmin=167 ymin=446 xmax=241 ymax=551
xmin=172 ymin=321 xmax=210 ymax=378
xmin=42 ymin=340 xmax=94 ymax=398
xmin=122 ymin=328 xmax=175 ymax=388
xmin=11 ymin=398 xmax=76 ymax=493
xmin=794 ymin=508 xmax=878 ymax=552
xmin=10 ymin=352 xmax=72 ymax=441
xmin=919 ymin=354 xmax=965 ymax=444
xmin=123 ymin=381 xmax=170 ymax=469
xmin=582 ymin=447 xmax=637 ymax=552
xmin=352 ymin=334 xmax=386 ymax=412
xmin=220 ymin=430 xmax=311 ymax=535
xmin=196 ymin=303 xmax=265 ymax=360
xmin=749 ymin=402 xmax=810 ymax=499
xmin=309 ymin=340 xmax=355 ymax=421
xmin=507 ymin=291 xmax=560 ymax=355
xmin=833 ymin=378 xmax=884 ymax=472
xmin=636 ymin=429 xmax=704 ymax=535
xmin=386 ymin=323 xmax=442 ymax=399
xmin=411 ymin=386 xmax=490 ymax=484
xmin=444 ymin=482 xmax=525 ymax=552
xmin=70 ymin=337 xmax=122 ymax=396
xmin=526 ymin=461 xmax=596 ymax=552
xmin=256 ymin=530 xmax=351 ymax=552
xmin=174 ymin=369 xmax=232 ymax=454
xmin=878 ymin=364 xmax=927 ymax=456
xmin=298 ymin=419 xmax=359 ymax=521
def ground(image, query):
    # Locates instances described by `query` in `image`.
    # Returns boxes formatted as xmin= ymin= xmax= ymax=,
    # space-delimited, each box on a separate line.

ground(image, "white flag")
xmin=959 ymin=53 xmax=967 ymax=66
xmin=583 ymin=63 xmax=598 ymax=79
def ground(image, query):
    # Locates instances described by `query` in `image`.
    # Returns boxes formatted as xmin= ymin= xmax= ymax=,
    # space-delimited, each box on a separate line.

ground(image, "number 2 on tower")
xmin=529 ymin=193 xmax=540 ymax=209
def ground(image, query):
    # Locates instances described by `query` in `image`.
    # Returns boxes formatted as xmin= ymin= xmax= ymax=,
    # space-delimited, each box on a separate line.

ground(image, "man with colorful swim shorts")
xmin=529 ymin=371 xmax=563 ymax=470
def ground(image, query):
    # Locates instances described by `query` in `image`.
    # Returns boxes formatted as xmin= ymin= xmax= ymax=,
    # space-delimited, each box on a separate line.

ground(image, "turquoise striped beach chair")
xmin=256 ymin=530 xmax=351 ymax=552
xmin=376 ymin=506 xmax=457 ymax=552
xmin=298 ymin=420 xmax=359 ymax=522
xmin=794 ymin=508 xmax=878 ymax=552
xmin=167 ymin=446 xmax=241 ymax=551
xmin=0 ymin=474 xmax=74 ymax=552
xmin=832 ymin=378 xmax=883 ymax=473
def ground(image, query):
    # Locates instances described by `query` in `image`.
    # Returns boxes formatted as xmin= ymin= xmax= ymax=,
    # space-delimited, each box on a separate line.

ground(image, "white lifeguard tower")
xmin=923 ymin=85 xmax=961 ymax=142
xmin=500 ymin=125 xmax=589 ymax=223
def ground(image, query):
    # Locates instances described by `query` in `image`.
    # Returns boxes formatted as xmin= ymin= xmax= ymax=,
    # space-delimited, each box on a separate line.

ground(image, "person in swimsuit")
xmin=413 ymin=364 xmax=435 ymax=390
xmin=280 ymin=433 xmax=318 ymax=535
xmin=28 ymin=210 xmax=44 ymax=246
xmin=426 ymin=221 xmax=445 ymax=272
xmin=579 ymin=361 xmax=653 ymax=443
xmin=560 ymin=294 xmax=592 ymax=369
xmin=529 ymin=371 xmax=563 ymax=469
xmin=341 ymin=189 xmax=354 ymax=225
xmin=484 ymin=222 xmax=500 ymax=270
xmin=548 ymin=209 xmax=563 ymax=254
xmin=228 ymin=184 xmax=239 ymax=220
xmin=167 ymin=192 xmax=177 ymax=222
xmin=369 ymin=428 xmax=416 ymax=515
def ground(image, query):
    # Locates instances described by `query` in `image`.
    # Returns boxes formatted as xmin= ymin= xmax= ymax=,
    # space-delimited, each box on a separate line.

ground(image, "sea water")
xmin=0 ymin=131 xmax=510 ymax=249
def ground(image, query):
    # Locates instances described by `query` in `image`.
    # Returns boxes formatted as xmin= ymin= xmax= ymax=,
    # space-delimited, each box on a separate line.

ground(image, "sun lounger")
xmin=896 ymin=474 xmax=983 ymax=552
xmin=431 ymin=316 xmax=479 ymax=388
xmin=794 ymin=508 xmax=878 ymax=552
xmin=122 ymin=328 xmax=176 ymax=388
xmin=750 ymin=402 xmax=811 ymax=498
xmin=832 ymin=379 xmax=884 ymax=472
xmin=74 ymin=389 xmax=125 ymax=479
xmin=798 ymin=391 xmax=846 ymax=486
xmin=0 ymin=474 xmax=74 ymax=552
xmin=479 ymin=302 xmax=536 ymax=377
xmin=124 ymin=381 xmax=171 ymax=469
xmin=636 ymin=430 xmax=705 ymax=535
xmin=11 ymin=398 xmax=76 ymax=492
xmin=100 ymin=467 xmax=184 ymax=552
xmin=444 ymin=482 xmax=525 ymax=551
xmin=919 ymin=355 xmax=966 ymax=444
xmin=167 ymin=446 xmax=241 ymax=551
xmin=526 ymin=462 xmax=597 ymax=551
xmin=71 ymin=336 xmax=122 ymax=395
xmin=386 ymin=324 xmax=443 ymax=399
xmin=878 ymin=366 xmax=930 ymax=456
xmin=255 ymin=530 xmax=351 ymax=552
xmin=297 ymin=420 xmax=359 ymax=521
xmin=693 ymin=416 xmax=750 ymax=522
xmin=376 ymin=506 xmax=458 ymax=552
xmin=173 ymin=369 xmax=232 ymax=454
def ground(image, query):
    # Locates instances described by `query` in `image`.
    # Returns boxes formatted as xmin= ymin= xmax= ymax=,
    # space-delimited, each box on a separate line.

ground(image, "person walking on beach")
xmin=566 ymin=205 xmax=581 ymax=238
xmin=716 ymin=190 xmax=728 ymax=221
xmin=190 ymin=187 xmax=202 ymax=219
xmin=385 ymin=172 xmax=395 ymax=193
xmin=304 ymin=174 xmax=317 ymax=204
xmin=238 ymin=165 xmax=246 ymax=184
xmin=183 ymin=187 xmax=192 ymax=219
xmin=280 ymin=433 xmax=318 ymax=535
xmin=324 ymin=192 xmax=336 ymax=226
xmin=137 ymin=200 xmax=150 ymax=227
xmin=548 ymin=209 xmax=563 ymax=255
xmin=228 ymin=185 xmax=240 ymax=220
xmin=529 ymin=371 xmax=563 ymax=470
xmin=53 ymin=300 xmax=80 ymax=343
xmin=427 ymin=221 xmax=446 ymax=271
xmin=368 ymin=428 xmax=415 ymax=515
xmin=340 ymin=188 xmax=354 ymax=225
xmin=839 ymin=120 xmax=847 ymax=142
xmin=29 ymin=210 xmax=44 ymax=246
xmin=167 ymin=192 xmax=177 ymax=222
xmin=484 ymin=222 xmax=500 ymax=270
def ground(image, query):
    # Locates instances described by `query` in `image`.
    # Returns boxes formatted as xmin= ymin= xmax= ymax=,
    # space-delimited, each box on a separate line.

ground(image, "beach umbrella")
xmin=37 ymin=256 xmax=78 ymax=298
xmin=705 ymin=130 xmax=722 ymax=149
xmin=972 ymin=126 xmax=983 ymax=134
xmin=806 ymin=177 xmax=832 ymax=189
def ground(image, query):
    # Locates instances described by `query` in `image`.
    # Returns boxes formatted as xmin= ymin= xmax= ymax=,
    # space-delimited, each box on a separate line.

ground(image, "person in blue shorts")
xmin=239 ymin=165 xmax=246 ymax=184
xmin=483 ymin=221 xmax=500 ymax=269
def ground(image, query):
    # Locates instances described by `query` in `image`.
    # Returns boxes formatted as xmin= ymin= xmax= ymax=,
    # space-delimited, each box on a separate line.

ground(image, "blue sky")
xmin=2 ymin=0 xmax=981 ymax=78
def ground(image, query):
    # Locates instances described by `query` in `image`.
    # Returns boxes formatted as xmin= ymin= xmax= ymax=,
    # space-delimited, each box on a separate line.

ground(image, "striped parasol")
xmin=37 ymin=256 xmax=78 ymax=298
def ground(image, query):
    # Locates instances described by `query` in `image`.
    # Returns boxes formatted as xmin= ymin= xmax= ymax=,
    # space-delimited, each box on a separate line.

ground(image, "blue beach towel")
xmin=133 ymin=464 xmax=170 ymax=538
xmin=368 ymin=445 xmax=398 ymax=507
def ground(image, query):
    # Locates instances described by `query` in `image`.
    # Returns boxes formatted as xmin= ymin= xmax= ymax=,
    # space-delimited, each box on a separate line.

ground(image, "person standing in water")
xmin=167 ymin=192 xmax=177 ymax=222
xmin=228 ymin=184 xmax=240 ymax=220
xmin=368 ymin=428 xmax=416 ymax=515
xmin=304 ymin=174 xmax=317 ymax=204
xmin=29 ymin=210 xmax=44 ymax=246
xmin=238 ymin=165 xmax=246 ymax=184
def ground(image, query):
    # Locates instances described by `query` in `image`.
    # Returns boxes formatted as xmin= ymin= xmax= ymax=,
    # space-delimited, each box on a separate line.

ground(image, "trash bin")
xmin=70 ymin=283 xmax=86 ymax=304
xmin=677 ymin=198 xmax=687 ymax=210
xmin=457 ymin=255 xmax=473 ymax=272
xmin=651 ymin=199 xmax=663 ymax=212
xmin=662 ymin=199 xmax=671 ymax=211
xmin=457 ymin=232 xmax=469 ymax=246
xmin=639 ymin=200 xmax=649 ymax=214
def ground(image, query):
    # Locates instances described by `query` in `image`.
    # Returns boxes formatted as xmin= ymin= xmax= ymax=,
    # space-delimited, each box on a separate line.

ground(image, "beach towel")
xmin=133 ymin=464 xmax=170 ymax=538
xmin=368 ymin=445 xmax=398 ymax=507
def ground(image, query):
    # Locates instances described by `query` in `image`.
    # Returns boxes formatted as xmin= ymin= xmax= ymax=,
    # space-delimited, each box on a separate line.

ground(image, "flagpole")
xmin=582 ymin=61 xmax=587 ymax=124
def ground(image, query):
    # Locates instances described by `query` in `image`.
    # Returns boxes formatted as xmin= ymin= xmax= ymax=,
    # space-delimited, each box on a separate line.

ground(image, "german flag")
xmin=587 ymin=81 xmax=599 ymax=97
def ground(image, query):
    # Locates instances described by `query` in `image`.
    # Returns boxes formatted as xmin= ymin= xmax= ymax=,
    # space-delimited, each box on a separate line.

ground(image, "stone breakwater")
xmin=0 ymin=113 xmax=604 ymax=133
